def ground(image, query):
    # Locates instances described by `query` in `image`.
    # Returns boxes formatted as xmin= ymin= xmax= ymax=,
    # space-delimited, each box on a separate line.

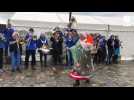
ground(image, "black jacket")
xmin=50 ymin=36 xmax=63 ymax=55
xmin=114 ymin=39 xmax=120 ymax=49
xmin=107 ymin=38 xmax=114 ymax=49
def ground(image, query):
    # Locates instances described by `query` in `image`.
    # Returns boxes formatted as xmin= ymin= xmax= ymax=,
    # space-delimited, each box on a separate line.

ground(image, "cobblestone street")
xmin=0 ymin=61 xmax=134 ymax=87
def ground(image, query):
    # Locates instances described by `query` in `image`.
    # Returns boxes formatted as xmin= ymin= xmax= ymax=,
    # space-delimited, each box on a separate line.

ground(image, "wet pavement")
xmin=0 ymin=61 xmax=134 ymax=87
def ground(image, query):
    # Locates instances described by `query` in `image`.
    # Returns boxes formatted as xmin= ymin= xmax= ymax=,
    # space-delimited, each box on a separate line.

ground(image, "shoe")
xmin=11 ymin=69 xmax=16 ymax=72
xmin=85 ymin=80 xmax=90 ymax=84
xmin=32 ymin=66 xmax=36 ymax=70
xmin=17 ymin=68 xmax=22 ymax=73
xmin=73 ymin=80 xmax=80 ymax=87
xmin=40 ymin=64 xmax=43 ymax=67
xmin=41 ymin=67 xmax=45 ymax=71
xmin=25 ymin=66 xmax=29 ymax=70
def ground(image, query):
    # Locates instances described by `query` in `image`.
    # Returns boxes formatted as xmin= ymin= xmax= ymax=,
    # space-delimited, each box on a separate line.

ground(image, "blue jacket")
xmin=99 ymin=38 xmax=106 ymax=48
xmin=0 ymin=32 xmax=5 ymax=48
xmin=4 ymin=28 xmax=14 ymax=42
xmin=65 ymin=36 xmax=75 ymax=48
xmin=37 ymin=37 xmax=48 ymax=48
xmin=25 ymin=33 xmax=37 ymax=50
xmin=0 ymin=39 xmax=5 ymax=48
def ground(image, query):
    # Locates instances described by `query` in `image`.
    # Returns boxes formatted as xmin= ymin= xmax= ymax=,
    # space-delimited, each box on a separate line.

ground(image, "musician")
xmin=9 ymin=32 xmax=21 ymax=72
xmin=50 ymin=31 xmax=63 ymax=65
xmin=0 ymin=33 xmax=6 ymax=73
xmin=65 ymin=30 xmax=74 ymax=68
xmin=37 ymin=33 xmax=49 ymax=68
xmin=3 ymin=23 xmax=14 ymax=63
xmin=19 ymin=36 xmax=25 ymax=64
xmin=25 ymin=28 xmax=37 ymax=70
xmin=65 ymin=29 xmax=79 ymax=66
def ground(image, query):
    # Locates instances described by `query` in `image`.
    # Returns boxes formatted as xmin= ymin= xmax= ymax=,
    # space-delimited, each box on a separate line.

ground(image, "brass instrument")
xmin=19 ymin=38 xmax=25 ymax=45
xmin=15 ymin=32 xmax=20 ymax=48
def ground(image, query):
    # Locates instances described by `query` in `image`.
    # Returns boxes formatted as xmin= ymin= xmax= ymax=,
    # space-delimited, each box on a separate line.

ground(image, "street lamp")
xmin=69 ymin=12 xmax=72 ymax=22
xmin=68 ymin=12 xmax=77 ymax=28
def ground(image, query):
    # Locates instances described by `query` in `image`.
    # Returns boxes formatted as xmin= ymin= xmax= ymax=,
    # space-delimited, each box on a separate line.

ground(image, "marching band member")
xmin=37 ymin=33 xmax=49 ymax=69
xmin=50 ymin=31 xmax=63 ymax=65
xmin=9 ymin=32 xmax=21 ymax=72
xmin=24 ymin=28 xmax=37 ymax=70
xmin=65 ymin=30 xmax=74 ymax=68
xmin=19 ymin=36 xmax=25 ymax=64
xmin=0 ymin=33 xmax=6 ymax=73
xmin=4 ymin=23 xmax=14 ymax=63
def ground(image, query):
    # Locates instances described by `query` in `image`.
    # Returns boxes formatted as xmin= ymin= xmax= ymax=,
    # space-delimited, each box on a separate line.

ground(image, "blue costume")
xmin=37 ymin=37 xmax=48 ymax=67
xmin=25 ymin=33 xmax=37 ymax=50
xmin=10 ymin=38 xmax=21 ymax=71
xmin=65 ymin=35 xmax=74 ymax=67
xmin=4 ymin=28 xmax=14 ymax=56
xmin=25 ymin=33 xmax=37 ymax=69
xmin=37 ymin=37 xmax=48 ymax=48
xmin=0 ymin=33 xmax=5 ymax=70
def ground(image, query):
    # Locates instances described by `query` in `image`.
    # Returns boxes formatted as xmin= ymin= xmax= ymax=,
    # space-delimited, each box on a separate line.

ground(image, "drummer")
xmin=37 ymin=33 xmax=49 ymax=69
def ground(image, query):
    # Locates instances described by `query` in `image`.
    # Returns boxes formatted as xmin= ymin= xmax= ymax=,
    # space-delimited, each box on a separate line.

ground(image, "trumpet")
xmin=19 ymin=38 xmax=26 ymax=45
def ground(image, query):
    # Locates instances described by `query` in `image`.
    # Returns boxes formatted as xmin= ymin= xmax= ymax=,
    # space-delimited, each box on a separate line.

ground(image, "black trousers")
xmin=52 ymin=49 xmax=62 ymax=65
xmin=52 ymin=54 xmax=62 ymax=65
xmin=107 ymin=48 xmax=114 ymax=64
xmin=4 ymin=42 xmax=9 ymax=57
xmin=25 ymin=50 xmax=36 ymax=67
xmin=101 ymin=47 xmax=107 ymax=63
xmin=113 ymin=55 xmax=118 ymax=64
xmin=39 ymin=52 xmax=47 ymax=67
xmin=0 ymin=48 xmax=3 ymax=69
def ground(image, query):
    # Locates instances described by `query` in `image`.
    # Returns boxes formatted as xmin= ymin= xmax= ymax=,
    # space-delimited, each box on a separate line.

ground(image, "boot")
xmin=17 ymin=67 xmax=22 ymax=73
xmin=11 ymin=69 xmax=16 ymax=72
xmin=31 ymin=66 xmax=36 ymax=70
xmin=40 ymin=62 xmax=43 ymax=67
xmin=85 ymin=80 xmax=90 ymax=84
xmin=41 ymin=66 xmax=45 ymax=72
xmin=25 ymin=65 xmax=29 ymax=70
xmin=73 ymin=80 xmax=80 ymax=87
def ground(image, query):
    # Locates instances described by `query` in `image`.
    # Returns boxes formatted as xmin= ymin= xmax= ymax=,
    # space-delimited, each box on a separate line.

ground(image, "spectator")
xmin=98 ymin=36 xmax=107 ymax=64
xmin=107 ymin=35 xmax=115 ymax=64
xmin=113 ymin=35 xmax=120 ymax=64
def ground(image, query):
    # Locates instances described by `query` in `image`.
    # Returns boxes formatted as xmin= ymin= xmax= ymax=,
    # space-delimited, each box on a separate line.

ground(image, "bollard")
xmin=120 ymin=56 xmax=125 ymax=64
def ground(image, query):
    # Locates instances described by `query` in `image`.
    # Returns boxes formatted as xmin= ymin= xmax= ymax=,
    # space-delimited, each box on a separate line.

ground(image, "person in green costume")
xmin=69 ymin=32 xmax=94 ymax=86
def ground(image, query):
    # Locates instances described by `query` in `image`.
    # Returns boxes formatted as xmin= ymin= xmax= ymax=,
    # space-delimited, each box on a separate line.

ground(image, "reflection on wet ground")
xmin=0 ymin=61 xmax=134 ymax=87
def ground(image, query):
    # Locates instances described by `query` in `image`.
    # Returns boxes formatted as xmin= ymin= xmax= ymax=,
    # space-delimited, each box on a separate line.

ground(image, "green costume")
xmin=70 ymin=39 xmax=92 ymax=76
